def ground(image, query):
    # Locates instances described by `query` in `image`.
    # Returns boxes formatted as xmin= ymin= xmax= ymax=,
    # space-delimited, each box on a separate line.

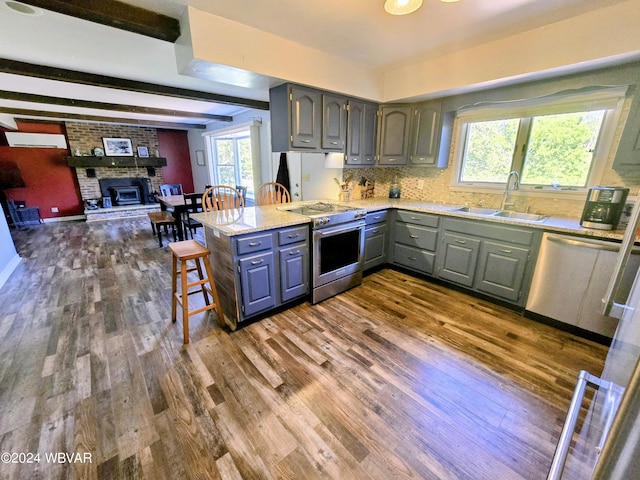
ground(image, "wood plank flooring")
xmin=0 ymin=217 xmax=608 ymax=479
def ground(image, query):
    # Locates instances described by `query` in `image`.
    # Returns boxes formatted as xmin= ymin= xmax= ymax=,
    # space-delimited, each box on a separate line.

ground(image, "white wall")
xmin=0 ymin=204 xmax=21 ymax=290
xmin=182 ymin=2 xmax=640 ymax=104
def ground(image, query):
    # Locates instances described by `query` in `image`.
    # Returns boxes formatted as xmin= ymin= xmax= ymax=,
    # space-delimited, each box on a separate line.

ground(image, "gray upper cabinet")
xmin=377 ymin=105 xmax=412 ymax=166
xmin=290 ymin=86 xmax=322 ymax=149
xmin=409 ymin=101 xmax=442 ymax=166
xmin=322 ymin=94 xmax=347 ymax=151
xmin=270 ymin=83 xmax=322 ymax=151
xmin=346 ymin=100 xmax=378 ymax=166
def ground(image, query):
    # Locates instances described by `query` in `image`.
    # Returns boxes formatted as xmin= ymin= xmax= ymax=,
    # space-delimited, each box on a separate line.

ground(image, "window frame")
xmin=203 ymin=122 xmax=259 ymax=202
xmin=450 ymin=88 xmax=626 ymax=198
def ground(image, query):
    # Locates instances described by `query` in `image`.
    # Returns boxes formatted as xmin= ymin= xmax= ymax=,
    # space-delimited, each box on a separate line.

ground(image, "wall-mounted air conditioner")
xmin=5 ymin=132 xmax=68 ymax=149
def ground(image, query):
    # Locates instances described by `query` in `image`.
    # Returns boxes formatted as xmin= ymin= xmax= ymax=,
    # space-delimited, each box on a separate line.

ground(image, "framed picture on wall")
xmin=137 ymin=146 xmax=149 ymax=157
xmin=102 ymin=137 xmax=133 ymax=156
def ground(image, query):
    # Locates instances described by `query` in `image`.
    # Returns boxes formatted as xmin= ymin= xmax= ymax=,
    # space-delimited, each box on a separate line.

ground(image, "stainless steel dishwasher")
xmin=526 ymin=232 xmax=640 ymax=337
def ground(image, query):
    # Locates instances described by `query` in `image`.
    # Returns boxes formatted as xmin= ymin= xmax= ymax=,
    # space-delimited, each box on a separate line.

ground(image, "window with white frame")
xmin=452 ymin=86 xmax=627 ymax=192
xmin=204 ymin=121 xmax=261 ymax=201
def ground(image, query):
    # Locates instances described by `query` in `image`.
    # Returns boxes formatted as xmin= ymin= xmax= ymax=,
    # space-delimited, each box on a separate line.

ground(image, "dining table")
xmin=158 ymin=194 xmax=191 ymax=241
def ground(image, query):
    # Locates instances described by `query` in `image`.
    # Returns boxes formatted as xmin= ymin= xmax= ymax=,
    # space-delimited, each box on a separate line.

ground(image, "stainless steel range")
xmin=284 ymin=202 xmax=367 ymax=303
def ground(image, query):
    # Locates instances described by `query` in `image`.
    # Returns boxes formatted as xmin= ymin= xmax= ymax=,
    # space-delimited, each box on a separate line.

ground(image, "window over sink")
xmin=451 ymin=86 xmax=628 ymax=194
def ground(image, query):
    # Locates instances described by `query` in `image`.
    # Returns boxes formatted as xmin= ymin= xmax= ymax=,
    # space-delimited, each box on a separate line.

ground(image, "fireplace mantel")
xmin=67 ymin=156 xmax=167 ymax=168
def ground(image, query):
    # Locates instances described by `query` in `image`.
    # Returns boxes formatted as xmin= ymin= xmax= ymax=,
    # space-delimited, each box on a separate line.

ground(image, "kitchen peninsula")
xmin=193 ymin=198 xmax=631 ymax=331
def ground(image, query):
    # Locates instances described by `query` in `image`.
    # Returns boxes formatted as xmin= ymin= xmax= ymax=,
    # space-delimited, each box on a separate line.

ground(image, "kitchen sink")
xmin=450 ymin=206 xmax=501 ymax=215
xmin=492 ymin=210 xmax=547 ymax=222
xmin=450 ymin=206 xmax=547 ymax=223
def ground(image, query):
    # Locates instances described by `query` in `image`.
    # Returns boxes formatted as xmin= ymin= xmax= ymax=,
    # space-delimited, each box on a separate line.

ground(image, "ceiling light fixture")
xmin=3 ymin=1 xmax=42 ymax=15
xmin=384 ymin=0 xmax=423 ymax=16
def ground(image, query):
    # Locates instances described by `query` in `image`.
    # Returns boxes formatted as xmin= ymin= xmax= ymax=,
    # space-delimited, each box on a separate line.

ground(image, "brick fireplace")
xmin=65 ymin=122 xmax=166 ymax=220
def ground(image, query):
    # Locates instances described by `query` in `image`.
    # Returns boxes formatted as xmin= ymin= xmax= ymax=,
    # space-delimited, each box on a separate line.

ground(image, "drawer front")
xmin=278 ymin=225 xmax=309 ymax=246
xmin=366 ymin=210 xmax=389 ymax=225
xmin=394 ymin=244 xmax=436 ymax=275
xmin=443 ymin=217 xmax=535 ymax=246
xmin=395 ymin=223 xmax=438 ymax=251
xmin=396 ymin=210 xmax=439 ymax=228
xmin=236 ymin=233 xmax=273 ymax=255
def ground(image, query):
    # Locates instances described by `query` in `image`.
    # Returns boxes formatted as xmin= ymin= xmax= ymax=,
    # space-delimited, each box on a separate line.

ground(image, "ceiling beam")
xmin=0 ymin=107 xmax=207 ymax=130
xmin=0 ymin=59 xmax=270 ymax=110
xmin=0 ymin=89 xmax=233 ymax=121
xmin=16 ymin=0 xmax=181 ymax=43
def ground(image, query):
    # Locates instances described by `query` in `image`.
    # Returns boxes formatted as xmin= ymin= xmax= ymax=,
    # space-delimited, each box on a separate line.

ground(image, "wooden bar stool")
xmin=168 ymin=240 xmax=222 ymax=344
xmin=148 ymin=211 xmax=177 ymax=247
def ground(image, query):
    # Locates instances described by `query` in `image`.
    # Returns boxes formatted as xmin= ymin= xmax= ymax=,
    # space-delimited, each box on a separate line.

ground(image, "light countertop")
xmin=192 ymin=198 xmax=632 ymax=242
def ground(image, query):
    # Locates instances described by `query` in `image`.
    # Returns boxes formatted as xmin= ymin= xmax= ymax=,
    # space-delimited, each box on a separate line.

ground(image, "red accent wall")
xmin=1 ymin=123 xmax=194 ymax=220
xmin=158 ymin=130 xmax=194 ymax=193
xmin=0 ymin=121 xmax=83 ymax=219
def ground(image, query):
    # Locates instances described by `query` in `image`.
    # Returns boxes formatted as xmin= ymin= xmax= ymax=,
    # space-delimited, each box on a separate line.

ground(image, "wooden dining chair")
xmin=256 ymin=182 xmax=291 ymax=205
xmin=201 ymin=185 xmax=245 ymax=212
xmin=160 ymin=183 xmax=183 ymax=196
xmin=182 ymin=193 xmax=203 ymax=239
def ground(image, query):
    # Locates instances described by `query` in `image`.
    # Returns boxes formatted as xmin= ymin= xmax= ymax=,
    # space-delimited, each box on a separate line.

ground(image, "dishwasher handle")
xmin=546 ymin=234 xmax=640 ymax=255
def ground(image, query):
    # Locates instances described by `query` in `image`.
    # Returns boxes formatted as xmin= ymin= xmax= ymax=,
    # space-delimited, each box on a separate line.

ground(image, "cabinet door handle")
xmin=288 ymin=233 xmax=300 ymax=239
xmin=373 ymin=215 xmax=381 ymax=220
xmin=249 ymin=241 xmax=262 ymax=247
xmin=408 ymin=256 xmax=417 ymax=261
xmin=500 ymin=248 xmax=513 ymax=253
xmin=455 ymin=239 xmax=467 ymax=244
xmin=372 ymin=229 xmax=380 ymax=234
xmin=251 ymin=259 xmax=264 ymax=265
xmin=410 ymin=216 xmax=419 ymax=220
xmin=387 ymin=158 xmax=397 ymax=162
xmin=300 ymin=139 xmax=311 ymax=143
xmin=330 ymin=141 xmax=338 ymax=145
xmin=410 ymin=235 xmax=419 ymax=239
xmin=289 ymin=250 xmax=300 ymax=255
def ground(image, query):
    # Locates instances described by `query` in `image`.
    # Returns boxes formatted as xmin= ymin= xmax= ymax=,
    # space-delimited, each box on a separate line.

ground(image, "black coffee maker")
xmin=580 ymin=186 xmax=629 ymax=230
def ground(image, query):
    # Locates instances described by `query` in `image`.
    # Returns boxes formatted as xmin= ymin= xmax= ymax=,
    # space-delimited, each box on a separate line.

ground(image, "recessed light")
xmin=384 ymin=0 xmax=423 ymax=16
xmin=4 ymin=1 xmax=43 ymax=16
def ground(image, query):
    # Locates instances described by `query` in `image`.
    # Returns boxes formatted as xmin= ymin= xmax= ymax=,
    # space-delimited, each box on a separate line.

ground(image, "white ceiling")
xmin=0 ymin=0 xmax=635 ymax=129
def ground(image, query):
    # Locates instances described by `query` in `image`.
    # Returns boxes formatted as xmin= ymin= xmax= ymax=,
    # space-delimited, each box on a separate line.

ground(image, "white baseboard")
xmin=43 ymin=215 xmax=86 ymax=223
xmin=0 ymin=253 xmax=21 ymax=290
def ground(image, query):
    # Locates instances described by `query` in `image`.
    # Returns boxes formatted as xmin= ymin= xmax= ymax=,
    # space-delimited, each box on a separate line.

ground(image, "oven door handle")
xmin=316 ymin=222 xmax=365 ymax=236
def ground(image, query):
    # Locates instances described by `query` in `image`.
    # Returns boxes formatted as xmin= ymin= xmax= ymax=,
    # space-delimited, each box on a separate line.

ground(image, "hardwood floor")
xmin=0 ymin=217 xmax=608 ymax=479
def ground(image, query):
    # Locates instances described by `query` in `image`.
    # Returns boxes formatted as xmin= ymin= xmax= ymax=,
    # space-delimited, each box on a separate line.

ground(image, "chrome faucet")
xmin=501 ymin=171 xmax=520 ymax=210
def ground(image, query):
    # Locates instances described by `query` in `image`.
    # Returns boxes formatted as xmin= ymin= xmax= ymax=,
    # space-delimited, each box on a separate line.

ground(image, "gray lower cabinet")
xmin=364 ymin=210 xmax=389 ymax=271
xmin=278 ymin=228 xmax=310 ymax=302
xmin=206 ymin=223 xmax=309 ymax=330
xmin=438 ymin=232 xmax=480 ymax=287
xmin=238 ymin=251 xmax=276 ymax=317
xmin=436 ymin=217 xmax=540 ymax=306
xmin=392 ymin=210 xmax=439 ymax=275
xmin=474 ymin=240 xmax=530 ymax=302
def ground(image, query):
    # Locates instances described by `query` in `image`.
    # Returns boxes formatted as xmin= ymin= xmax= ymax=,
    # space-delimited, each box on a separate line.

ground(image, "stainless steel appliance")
xmin=527 ymin=233 xmax=640 ymax=338
xmin=580 ymin=186 xmax=629 ymax=230
xmin=284 ymin=202 xmax=367 ymax=303
xmin=548 ymin=192 xmax=640 ymax=479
